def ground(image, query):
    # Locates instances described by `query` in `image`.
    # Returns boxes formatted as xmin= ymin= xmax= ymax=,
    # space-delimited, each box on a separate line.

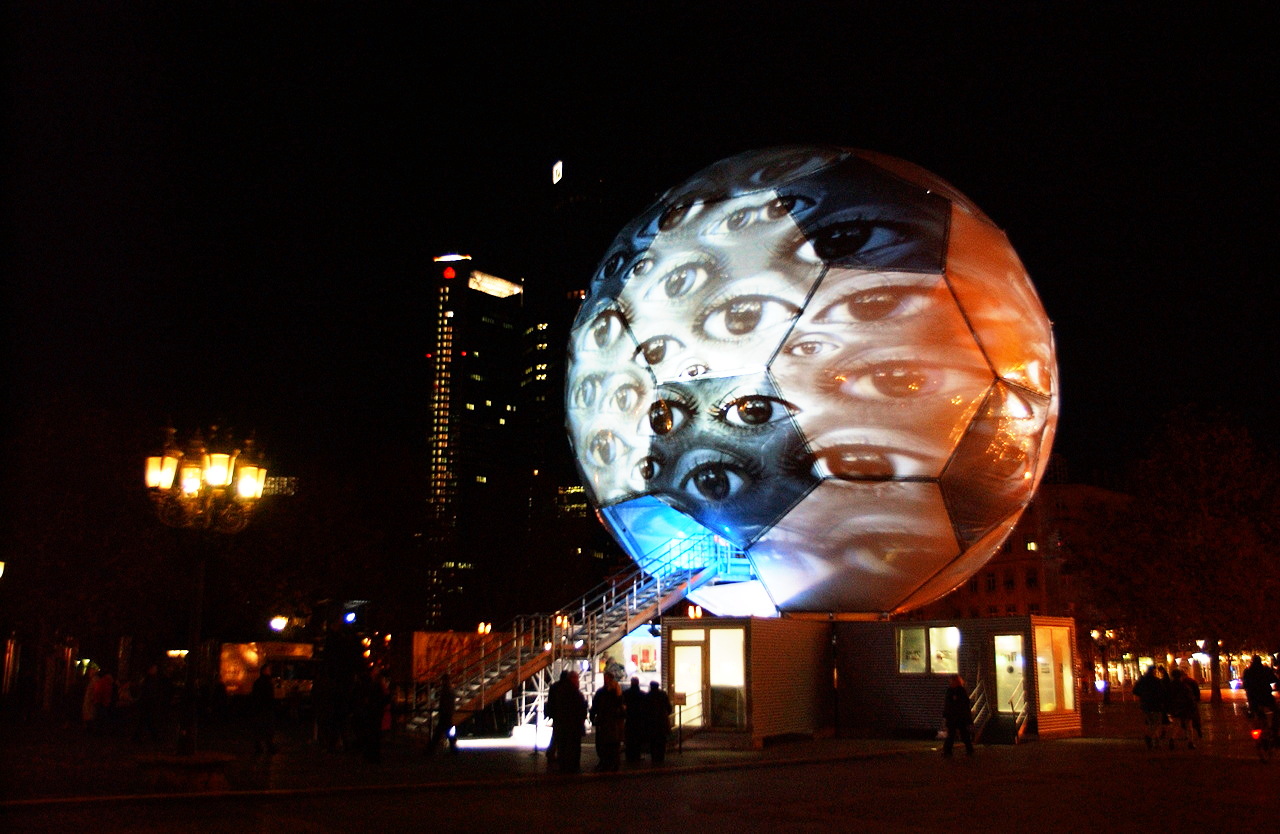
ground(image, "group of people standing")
xmin=1132 ymin=664 xmax=1203 ymax=749
xmin=544 ymin=670 xmax=672 ymax=773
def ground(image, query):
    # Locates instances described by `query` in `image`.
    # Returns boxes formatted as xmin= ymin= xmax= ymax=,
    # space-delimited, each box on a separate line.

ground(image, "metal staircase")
xmin=407 ymin=535 xmax=749 ymax=738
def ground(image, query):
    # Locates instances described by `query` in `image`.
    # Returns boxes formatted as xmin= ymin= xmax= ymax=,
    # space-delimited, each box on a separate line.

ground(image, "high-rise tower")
xmin=420 ymin=254 xmax=526 ymax=628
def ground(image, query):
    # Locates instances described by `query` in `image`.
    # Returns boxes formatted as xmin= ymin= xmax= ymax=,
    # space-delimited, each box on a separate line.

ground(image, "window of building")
xmin=985 ymin=573 xmax=997 ymax=593
xmin=967 ymin=577 xmax=978 ymax=595
xmin=1006 ymin=604 xmax=1018 ymax=615
xmin=897 ymin=626 xmax=960 ymax=674
xmin=1025 ymin=569 xmax=1039 ymax=590
xmin=1003 ymin=571 xmax=1016 ymax=591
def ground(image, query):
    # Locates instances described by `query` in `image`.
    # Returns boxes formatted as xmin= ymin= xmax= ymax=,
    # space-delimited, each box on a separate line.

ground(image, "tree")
xmin=1076 ymin=406 xmax=1280 ymax=701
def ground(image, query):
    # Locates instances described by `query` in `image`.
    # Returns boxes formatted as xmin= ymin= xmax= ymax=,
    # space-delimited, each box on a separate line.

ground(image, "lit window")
xmin=498 ymin=418 xmax=506 ymax=425
xmin=466 ymin=403 xmax=475 ymax=410
xmin=1026 ymin=541 xmax=1038 ymax=551
xmin=476 ymin=476 xmax=487 ymax=483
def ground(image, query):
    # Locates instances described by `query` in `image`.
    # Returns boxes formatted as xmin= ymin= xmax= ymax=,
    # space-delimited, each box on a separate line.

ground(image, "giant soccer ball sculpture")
xmin=566 ymin=147 xmax=1057 ymax=617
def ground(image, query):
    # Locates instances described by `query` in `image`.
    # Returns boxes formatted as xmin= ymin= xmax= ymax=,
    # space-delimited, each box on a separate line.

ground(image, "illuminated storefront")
xmin=661 ymin=616 xmax=833 ymax=747
xmin=837 ymin=616 xmax=1081 ymax=741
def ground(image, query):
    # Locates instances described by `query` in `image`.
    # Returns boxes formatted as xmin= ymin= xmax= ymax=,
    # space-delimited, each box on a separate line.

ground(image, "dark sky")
xmin=5 ymin=2 xmax=1276 ymax=484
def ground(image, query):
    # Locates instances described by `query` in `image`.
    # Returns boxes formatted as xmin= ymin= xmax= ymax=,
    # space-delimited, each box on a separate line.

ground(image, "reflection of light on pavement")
xmin=455 ymin=724 xmax=552 ymax=751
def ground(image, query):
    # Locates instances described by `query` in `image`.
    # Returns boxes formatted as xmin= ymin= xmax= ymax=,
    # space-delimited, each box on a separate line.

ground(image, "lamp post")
xmin=1090 ymin=629 xmax=1114 ymax=704
xmin=145 ymin=426 xmax=267 ymax=754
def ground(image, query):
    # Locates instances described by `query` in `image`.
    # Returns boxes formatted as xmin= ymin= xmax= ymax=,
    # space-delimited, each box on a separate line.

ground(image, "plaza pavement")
xmin=2 ymin=690 xmax=1276 ymax=832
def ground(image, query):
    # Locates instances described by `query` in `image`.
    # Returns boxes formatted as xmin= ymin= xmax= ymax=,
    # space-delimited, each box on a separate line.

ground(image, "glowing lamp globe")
xmin=565 ymin=147 xmax=1058 ymax=617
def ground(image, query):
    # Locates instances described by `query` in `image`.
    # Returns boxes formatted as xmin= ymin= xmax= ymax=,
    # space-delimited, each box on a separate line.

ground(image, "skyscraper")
xmin=419 ymin=254 xmax=526 ymax=628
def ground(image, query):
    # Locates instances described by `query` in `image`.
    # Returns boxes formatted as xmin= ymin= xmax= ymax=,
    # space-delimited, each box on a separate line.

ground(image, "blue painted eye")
xmin=679 ymin=462 xmax=748 ymax=503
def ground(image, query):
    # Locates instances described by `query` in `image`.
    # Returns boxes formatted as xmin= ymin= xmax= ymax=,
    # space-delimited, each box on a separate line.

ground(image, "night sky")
xmin=6 ymin=3 xmax=1275 ymax=486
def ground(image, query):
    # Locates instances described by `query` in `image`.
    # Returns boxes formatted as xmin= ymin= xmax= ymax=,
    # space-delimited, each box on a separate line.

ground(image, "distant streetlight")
xmin=145 ymin=425 xmax=267 ymax=754
xmin=269 ymin=615 xmax=289 ymax=632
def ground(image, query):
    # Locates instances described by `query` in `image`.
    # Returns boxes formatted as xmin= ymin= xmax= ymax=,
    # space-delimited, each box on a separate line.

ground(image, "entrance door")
xmin=994 ymin=634 xmax=1025 ymax=714
xmin=672 ymin=644 xmax=703 ymax=728
xmin=1034 ymin=625 xmax=1075 ymax=713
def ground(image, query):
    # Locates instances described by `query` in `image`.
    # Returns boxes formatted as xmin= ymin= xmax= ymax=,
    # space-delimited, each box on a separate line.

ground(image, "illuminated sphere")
xmin=565 ymin=147 xmax=1058 ymax=616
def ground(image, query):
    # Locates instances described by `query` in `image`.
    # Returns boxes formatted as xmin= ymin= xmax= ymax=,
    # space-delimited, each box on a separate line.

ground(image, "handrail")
xmin=411 ymin=533 xmax=744 ymax=726
xmin=969 ymin=677 xmax=991 ymax=739
xmin=1008 ymin=680 xmax=1029 ymax=743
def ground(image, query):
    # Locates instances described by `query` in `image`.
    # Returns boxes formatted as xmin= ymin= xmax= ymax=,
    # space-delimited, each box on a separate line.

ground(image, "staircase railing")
xmin=409 ymin=533 xmax=745 ymax=735
xmin=1008 ymin=680 xmax=1029 ymax=743
xmin=969 ymin=677 xmax=991 ymax=743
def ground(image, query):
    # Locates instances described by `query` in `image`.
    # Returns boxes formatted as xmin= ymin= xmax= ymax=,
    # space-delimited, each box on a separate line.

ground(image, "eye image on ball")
xmin=565 ymin=146 xmax=1058 ymax=616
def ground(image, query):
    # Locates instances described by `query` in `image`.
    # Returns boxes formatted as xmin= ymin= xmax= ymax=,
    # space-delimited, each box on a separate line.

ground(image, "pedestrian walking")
xmin=1132 ymin=665 xmax=1168 ymax=750
xmin=544 ymin=670 xmax=571 ymax=766
xmin=133 ymin=664 xmax=166 ymax=743
xmin=429 ymin=673 xmax=456 ymax=754
xmin=941 ymin=674 xmax=974 ymax=757
xmin=590 ymin=672 xmax=625 ymax=771
xmin=81 ymin=667 xmax=100 ymax=732
xmin=647 ymin=681 xmax=673 ymax=764
xmin=623 ymin=677 xmax=647 ymax=763
xmin=1167 ymin=669 xmax=1199 ymax=749
xmin=251 ymin=663 xmax=277 ymax=754
xmin=554 ymin=670 xmax=588 ymax=773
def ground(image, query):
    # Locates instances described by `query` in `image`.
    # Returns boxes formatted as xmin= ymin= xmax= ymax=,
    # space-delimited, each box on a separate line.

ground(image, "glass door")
xmin=672 ymin=644 xmax=704 ymax=728
xmin=994 ymin=634 xmax=1025 ymax=714
xmin=1034 ymin=625 xmax=1075 ymax=713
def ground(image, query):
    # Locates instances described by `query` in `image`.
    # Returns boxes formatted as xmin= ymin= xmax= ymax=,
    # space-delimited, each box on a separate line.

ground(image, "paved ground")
xmin=3 ymin=691 xmax=1276 ymax=832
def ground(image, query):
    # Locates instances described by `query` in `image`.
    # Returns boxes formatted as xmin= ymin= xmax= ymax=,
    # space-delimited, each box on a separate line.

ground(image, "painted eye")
xmin=785 ymin=337 xmax=841 ymax=358
xmin=572 ymin=374 xmax=603 ymax=408
xmin=585 ymin=309 xmax=628 ymax=351
xmin=836 ymin=362 xmax=939 ymax=400
xmin=661 ymin=262 xmax=712 ymax=299
xmin=701 ymin=295 xmax=799 ymax=340
xmin=610 ymin=381 xmax=645 ymax=413
xmin=718 ymin=396 xmax=798 ymax=428
xmin=634 ymin=335 xmax=685 ymax=367
xmin=811 ymin=219 xmax=909 ymax=263
xmin=587 ymin=431 xmax=630 ymax=467
xmin=659 ymin=203 xmax=693 ymax=232
xmin=679 ymin=462 xmax=749 ymax=503
xmin=636 ymin=456 xmax=662 ymax=482
xmin=648 ymin=399 xmax=693 ymax=435
xmin=814 ymin=286 xmax=928 ymax=324
xmin=630 ymin=258 xmax=655 ymax=279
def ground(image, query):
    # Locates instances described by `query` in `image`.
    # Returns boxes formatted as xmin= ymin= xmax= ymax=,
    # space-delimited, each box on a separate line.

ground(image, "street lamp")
xmin=145 ymin=425 xmax=267 ymax=754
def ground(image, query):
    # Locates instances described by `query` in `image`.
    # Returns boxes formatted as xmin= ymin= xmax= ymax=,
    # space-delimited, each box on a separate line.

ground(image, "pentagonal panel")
xmin=640 ymin=373 xmax=817 ymax=549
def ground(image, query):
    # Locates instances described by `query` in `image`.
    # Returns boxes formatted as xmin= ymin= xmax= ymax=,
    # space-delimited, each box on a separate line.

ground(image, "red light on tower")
xmin=442 ymin=266 xmax=456 ymax=280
